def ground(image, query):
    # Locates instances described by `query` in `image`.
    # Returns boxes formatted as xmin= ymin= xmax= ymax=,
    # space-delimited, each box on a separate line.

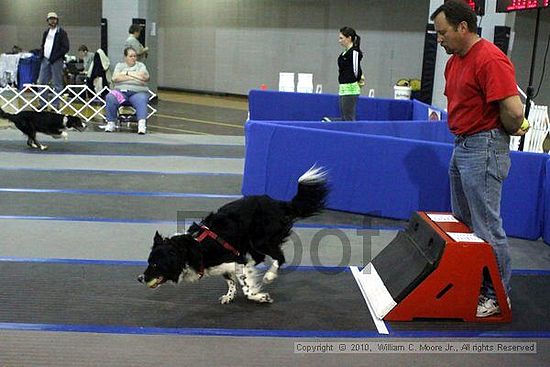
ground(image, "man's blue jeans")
xmin=449 ymin=128 xmax=512 ymax=299
xmin=37 ymin=58 xmax=65 ymax=108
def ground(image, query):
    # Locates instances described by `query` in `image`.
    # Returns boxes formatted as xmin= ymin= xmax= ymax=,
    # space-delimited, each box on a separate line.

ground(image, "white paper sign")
xmin=427 ymin=214 xmax=459 ymax=223
xmin=447 ymin=232 xmax=485 ymax=243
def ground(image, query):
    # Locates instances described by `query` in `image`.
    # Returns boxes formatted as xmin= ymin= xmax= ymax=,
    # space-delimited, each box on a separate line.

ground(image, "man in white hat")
xmin=38 ymin=12 xmax=70 ymax=108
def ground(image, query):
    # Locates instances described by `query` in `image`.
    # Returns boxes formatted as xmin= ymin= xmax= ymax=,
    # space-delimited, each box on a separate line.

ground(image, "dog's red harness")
xmin=194 ymin=225 xmax=240 ymax=256
xmin=191 ymin=224 xmax=240 ymax=278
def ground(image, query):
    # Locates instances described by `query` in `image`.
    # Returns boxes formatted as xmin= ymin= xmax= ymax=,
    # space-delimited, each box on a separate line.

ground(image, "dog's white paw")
xmin=262 ymin=270 xmax=278 ymax=284
xmin=53 ymin=132 xmax=68 ymax=140
xmin=219 ymin=294 xmax=235 ymax=304
xmin=39 ymin=144 xmax=48 ymax=151
xmin=248 ymin=292 xmax=273 ymax=303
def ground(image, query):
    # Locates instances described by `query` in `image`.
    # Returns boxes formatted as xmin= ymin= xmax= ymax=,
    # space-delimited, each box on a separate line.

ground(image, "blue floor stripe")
xmin=0 ymin=140 xmax=242 ymax=148
xmin=0 ymin=149 xmax=244 ymax=159
xmin=0 ymin=257 xmax=147 ymax=266
xmin=0 ymin=215 xmax=177 ymax=224
xmin=0 ymin=187 xmax=242 ymax=199
xmin=0 ymin=167 xmax=242 ymax=176
xmin=0 ymin=215 xmax=400 ymax=231
xmin=0 ymin=322 xmax=547 ymax=339
xmin=292 ymin=222 xmax=403 ymax=231
xmin=0 ymin=257 xmax=546 ymax=276
xmin=0 ymin=322 xmax=382 ymax=338
xmin=511 ymin=269 xmax=550 ymax=276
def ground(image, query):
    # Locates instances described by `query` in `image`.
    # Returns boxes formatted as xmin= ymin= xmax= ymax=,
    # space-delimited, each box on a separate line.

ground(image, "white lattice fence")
xmin=0 ymin=84 xmax=157 ymax=123
xmin=510 ymin=104 xmax=549 ymax=153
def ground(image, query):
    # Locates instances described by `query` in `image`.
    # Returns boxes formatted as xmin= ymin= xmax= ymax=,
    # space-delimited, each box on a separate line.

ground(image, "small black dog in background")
xmin=138 ymin=166 xmax=329 ymax=304
xmin=0 ymin=107 xmax=86 ymax=150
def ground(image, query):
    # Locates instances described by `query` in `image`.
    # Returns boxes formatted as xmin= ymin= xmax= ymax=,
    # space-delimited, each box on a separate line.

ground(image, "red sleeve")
xmin=477 ymin=53 xmax=518 ymax=103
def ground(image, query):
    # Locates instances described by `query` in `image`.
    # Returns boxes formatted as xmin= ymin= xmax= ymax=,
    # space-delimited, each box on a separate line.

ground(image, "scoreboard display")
xmin=465 ymin=0 xmax=484 ymax=15
xmin=496 ymin=0 xmax=550 ymax=12
xmin=445 ymin=0 xmax=486 ymax=15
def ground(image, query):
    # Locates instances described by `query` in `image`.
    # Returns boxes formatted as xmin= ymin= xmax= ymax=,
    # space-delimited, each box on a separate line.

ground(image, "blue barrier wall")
xmin=243 ymin=121 xmax=544 ymax=240
xmin=244 ymin=90 xmax=546 ymax=242
xmin=243 ymin=122 xmax=453 ymax=219
xmin=256 ymin=120 xmax=455 ymax=144
xmin=544 ymin=159 xmax=550 ymax=244
xmin=248 ymin=89 xmax=418 ymax=121
xmin=502 ymin=152 xmax=547 ymax=239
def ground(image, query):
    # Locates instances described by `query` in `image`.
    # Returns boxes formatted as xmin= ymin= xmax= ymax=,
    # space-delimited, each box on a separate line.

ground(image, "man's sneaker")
xmin=138 ymin=120 xmax=147 ymax=134
xmin=321 ymin=117 xmax=332 ymax=122
xmin=476 ymin=297 xmax=499 ymax=317
xmin=476 ymin=296 xmax=511 ymax=318
xmin=104 ymin=121 xmax=116 ymax=132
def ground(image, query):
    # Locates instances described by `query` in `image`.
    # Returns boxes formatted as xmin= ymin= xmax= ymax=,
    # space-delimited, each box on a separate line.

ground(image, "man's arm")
xmin=499 ymin=95 xmax=527 ymax=136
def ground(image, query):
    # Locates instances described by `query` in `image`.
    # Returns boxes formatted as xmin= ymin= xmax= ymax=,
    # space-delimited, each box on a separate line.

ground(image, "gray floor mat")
xmin=0 ymin=262 xmax=375 ymax=333
xmin=0 ymin=192 xmax=235 ymax=221
xmin=0 ymin=190 xmax=405 ymax=229
xmin=0 ymin=169 xmax=243 ymax=194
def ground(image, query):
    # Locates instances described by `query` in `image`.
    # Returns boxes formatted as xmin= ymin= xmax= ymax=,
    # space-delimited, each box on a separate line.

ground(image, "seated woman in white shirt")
xmin=104 ymin=47 xmax=150 ymax=134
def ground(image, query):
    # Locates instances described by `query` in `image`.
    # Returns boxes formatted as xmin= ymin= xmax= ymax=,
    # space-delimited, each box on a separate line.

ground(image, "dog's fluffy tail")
xmin=290 ymin=165 xmax=329 ymax=219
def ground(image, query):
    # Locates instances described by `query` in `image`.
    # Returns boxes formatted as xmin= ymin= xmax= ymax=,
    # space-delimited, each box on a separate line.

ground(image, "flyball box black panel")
xmin=371 ymin=212 xmax=446 ymax=302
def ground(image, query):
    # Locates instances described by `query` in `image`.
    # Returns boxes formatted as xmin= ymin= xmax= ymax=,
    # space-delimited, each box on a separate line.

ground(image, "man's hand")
xmin=511 ymin=118 xmax=530 ymax=136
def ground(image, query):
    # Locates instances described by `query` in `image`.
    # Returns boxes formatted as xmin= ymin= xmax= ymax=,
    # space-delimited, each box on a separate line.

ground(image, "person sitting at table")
xmin=104 ymin=46 xmax=150 ymax=134
xmin=78 ymin=45 xmax=94 ymax=73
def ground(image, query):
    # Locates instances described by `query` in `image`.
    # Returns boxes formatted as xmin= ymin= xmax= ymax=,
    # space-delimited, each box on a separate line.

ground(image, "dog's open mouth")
xmin=146 ymin=277 xmax=165 ymax=289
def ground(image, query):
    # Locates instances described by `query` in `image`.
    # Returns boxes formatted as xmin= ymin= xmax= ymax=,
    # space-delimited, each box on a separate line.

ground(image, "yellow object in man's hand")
xmin=520 ymin=118 xmax=530 ymax=132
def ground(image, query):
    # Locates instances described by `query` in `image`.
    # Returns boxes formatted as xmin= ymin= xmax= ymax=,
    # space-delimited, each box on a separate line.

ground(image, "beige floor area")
xmin=158 ymin=90 xmax=249 ymax=110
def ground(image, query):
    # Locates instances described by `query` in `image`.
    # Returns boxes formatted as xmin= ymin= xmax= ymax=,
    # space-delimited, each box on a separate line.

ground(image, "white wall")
xmin=0 ymin=0 xmax=101 ymax=57
xmin=0 ymin=0 xmax=548 ymax=105
xmin=102 ymin=0 xmax=158 ymax=91
xmin=511 ymin=9 xmax=550 ymax=107
xmin=157 ymin=0 xmax=431 ymax=98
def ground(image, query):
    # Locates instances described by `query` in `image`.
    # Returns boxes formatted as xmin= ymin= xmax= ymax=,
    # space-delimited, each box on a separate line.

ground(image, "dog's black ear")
xmin=153 ymin=231 xmax=164 ymax=246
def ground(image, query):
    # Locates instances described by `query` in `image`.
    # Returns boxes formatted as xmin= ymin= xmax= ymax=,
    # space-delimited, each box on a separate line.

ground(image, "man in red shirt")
xmin=430 ymin=1 xmax=529 ymax=317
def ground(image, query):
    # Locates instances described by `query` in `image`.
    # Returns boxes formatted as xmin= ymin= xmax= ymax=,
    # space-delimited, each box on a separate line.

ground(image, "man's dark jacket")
xmin=41 ymin=27 xmax=69 ymax=63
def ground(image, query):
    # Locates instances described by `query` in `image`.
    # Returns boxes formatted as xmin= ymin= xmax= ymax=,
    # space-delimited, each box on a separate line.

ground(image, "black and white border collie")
xmin=138 ymin=166 xmax=329 ymax=304
xmin=0 ymin=107 xmax=86 ymax=150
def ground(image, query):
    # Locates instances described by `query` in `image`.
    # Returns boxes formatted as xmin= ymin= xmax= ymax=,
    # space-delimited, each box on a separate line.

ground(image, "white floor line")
xmin=350 ymin=266 xmax=389 ymax=335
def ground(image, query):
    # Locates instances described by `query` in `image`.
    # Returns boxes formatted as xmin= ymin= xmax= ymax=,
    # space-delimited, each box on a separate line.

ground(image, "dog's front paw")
xmin=52 ymin=132 xmax=68 ymax=140
xmin=219 ymin=294 xmax=235 ymax=304
xmin=39 ymin=144 xmax=48 ymax=151
xmin=248 ymin=292 xmax=273 ymax=304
